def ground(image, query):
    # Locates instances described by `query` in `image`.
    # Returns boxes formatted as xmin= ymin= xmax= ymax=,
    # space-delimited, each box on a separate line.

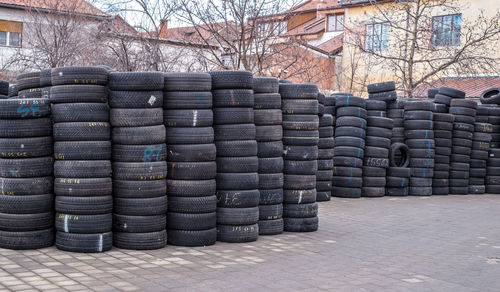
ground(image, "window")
xmin=0 ymin=20 xmax=22 ymax=47
xmin=365 ymin=22 xmax=389 ymax=51
xmin=432 ymin=14 xmax=462 ymax=46
xmin=327 ymin=14 xmax=344 ymax=31
xmin=273 ymin=21 xmax=286 ymax=35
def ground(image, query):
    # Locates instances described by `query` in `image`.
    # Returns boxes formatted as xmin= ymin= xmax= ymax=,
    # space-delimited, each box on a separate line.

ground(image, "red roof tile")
xmin=413 ymin=76 xmax=500 ymax=98
xmin=0 ymin=0 xmax=108 ymax=17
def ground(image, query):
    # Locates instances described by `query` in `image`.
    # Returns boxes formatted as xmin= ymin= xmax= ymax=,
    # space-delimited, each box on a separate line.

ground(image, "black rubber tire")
xmin=164 ymin=91 xmax=213 ymax=110
xmin=368 ymin=90 xmax=397 ymax=102
xmin=113 ymin=162 xmax=167 ymax=181
xmin=114 ymin=196 xmax=167 ymax=216
xmin=114 ymin=125 xmax=166 ymax=145
xmin=55 ymin=213 xmax=111 ymax=234
xmin=167 ymin=228 xmax=217 ymax=247
xmin=0 ymin=229 xmax=53 ymax=250
xmin=168 ymin=196 xmax=217 ymax=213
xmin=51 ymin=66 xmax=108 ymax=86
xmin=0 ymin=194 xmax=53 ymax=214
xmin=50 ymin=85 xmax=108 ymax=103
xmin=113 ymin=230 xmax=167 ymax=250
xmin=0 ymin=137 xmax=52 ymax=158
xmin=164 ymin=72 xmax=211 ymax=91
xmin=168 ymin=212 xmax=217 ymax=230
xmin=114 ymin=180 xmax=167 ymax=198
xmin=167 ymin=179 xmax=215 ymax=197
xmin=215 ymin=140 xmax=257 ymax=157
xmin=114 ymin=214 xmax=166 ymax=233
xmin=216 ymin=223 xmax=258 ymax=242
xmin=367 ymin=81 xmax=396 ymax=94
xmin=0 ymin=98 xmax=50 ymax=119
xmin=0 ymin=157 xmax=53 ymax=178
xmin=209 ymin=71 xmax=253 ymax=90
xmin=336 ymin=106 xmax=367 ymax=119
xmin=54 ymin=160 xmax=111 ymax=178
xmin=255 ymin=109 xmax=282 ymax=125
xmin=480 ymin=88 xmax=500 ymax=104
xmin=16 ymin=72 xmax=41 ymax=91
xmin=389 ymin=143 xmax=410 ymax=167
xmin=113 ymin=143 xmax=167 ymax=162
xmin=279 ymin=83 xmax=318 ymax=99
xmin=111 ymin=108 xmax=163 ymax=127
xmin=332 ymin=186 xmax=361 ymax=198
xmin=108 ymin=72 xmax=164 ymax=91
xmin=52 ymin=103 xmax=109 ymax=123
xmin=109 ymin=91 xmax=163 ymax=108
xmin=54 ymin=171 xmax=111 ymax=194
xmin=335 ymin=95 xmax=366 ymax=108
xmin=53 ymin=122 xmax=110 ymax=141
xmin=0 ymin=177 xmax=53 ymax=196
xmin=439 ymin=86 xmax=465 ymax=99
xmin=168 ymin=161 xmax=216 ymax=179
xmin=254 ymin=93 xmax=281 ymax=109
xmin=283 ymin=217 xmax=318 ymax=232
xmin=258 ymin=219 xmax=284 ymax=235
xmin=216 ymin=173 xmax=259 ymax=190
xmin=167 ymin=110 xmax=214 ymax=127
xmin=55 ymin=196 xmax=112 ymax=215
xmin=0 ymin=118 xmax=52 ymax=138
xmin=0 ymin=212 xmax=53 ymax=232
xmin=253 ymin=77 xmax=279 ymax=93
xmin=213 ymin=89 xmax=254 ymax=107
xmin=214 ymin=124 xmax=255 ymax=141
xmin=54 ymin=141 xmax=111 ymax=160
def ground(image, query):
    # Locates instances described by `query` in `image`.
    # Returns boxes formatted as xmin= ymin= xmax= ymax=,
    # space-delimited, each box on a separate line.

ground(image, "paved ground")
xmin=1 ymin=195 xmax=499 ymax=292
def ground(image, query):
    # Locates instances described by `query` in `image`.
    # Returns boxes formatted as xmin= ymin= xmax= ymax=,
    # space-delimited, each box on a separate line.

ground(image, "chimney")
xmin=159 ymin=19 xmax=168 ymax=38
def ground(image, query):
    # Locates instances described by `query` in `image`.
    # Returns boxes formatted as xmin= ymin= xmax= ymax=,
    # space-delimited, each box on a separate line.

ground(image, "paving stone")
xmin=0 ymin=196 xmax=500 ymax=291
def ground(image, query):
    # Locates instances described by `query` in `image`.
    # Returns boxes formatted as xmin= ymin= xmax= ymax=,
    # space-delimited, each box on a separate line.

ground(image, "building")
xmin=0 ymin=0 xmax=219 ymax=80
xmin=339 ymin=0 xmax=500 ymax=97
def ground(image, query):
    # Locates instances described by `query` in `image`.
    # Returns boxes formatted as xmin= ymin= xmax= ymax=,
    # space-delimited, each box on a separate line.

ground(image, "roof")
xmin=284 ymin=17 xmax=325 ymax=36
xmin=289 ymin=0 xmax=340 ymax=13
xmin=110 ymin=15 xmax=137 ymax=35
xmin=317 ymin=32 xmax=344 ymax=54
xmin=0 ymin=0 xmax=108 ymax=17
xmin=413 ymin=76 xmax=500 ymax=98
xmin=339 ymin=0 xmax=393 ymax=7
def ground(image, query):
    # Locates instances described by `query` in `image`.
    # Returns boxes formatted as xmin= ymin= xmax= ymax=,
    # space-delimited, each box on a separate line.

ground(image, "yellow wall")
xmin=340 ymin=0 xmax=500 ymax=96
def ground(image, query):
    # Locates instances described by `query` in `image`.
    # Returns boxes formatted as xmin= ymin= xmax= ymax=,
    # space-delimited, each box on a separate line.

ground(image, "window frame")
xmin=0 ymin=19 xmax=23 ymax=48
xmin=365 ymin=21 xmax=389 ymax=51
xmin=432 ymin=13 xmax=462 ymax=47
xmin=327 ymin=14 xmax=344 ymax=32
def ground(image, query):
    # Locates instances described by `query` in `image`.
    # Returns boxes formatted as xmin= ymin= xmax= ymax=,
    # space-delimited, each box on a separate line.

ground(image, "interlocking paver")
xmin=1 ymin=195 xmax=500 ymax=291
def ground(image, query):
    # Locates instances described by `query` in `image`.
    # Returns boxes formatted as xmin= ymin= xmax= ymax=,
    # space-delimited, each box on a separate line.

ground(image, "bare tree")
xmin=9 ymin=0 xmax=108 ymax=70
xmin=344 ymin=0 xmax=500 ymax=97
xmin=175 ymin=0 xmax=301 ymax=71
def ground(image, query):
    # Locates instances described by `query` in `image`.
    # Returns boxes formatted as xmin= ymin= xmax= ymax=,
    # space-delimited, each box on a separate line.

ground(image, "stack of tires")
xmin=469 ymin=120 xmax=492 ymax=194
xmin=109 ymin=72 xmax=167 ymax=250
xmin=50 ymin=67 xmax=113 ymax=252
xmin=317 ymin=112 xmax=334 ymax=202
xmin=0 ymin=80 xmax=9 ymax=98
xmin=386 ymin=143 xmax=411 ymax=196
xmin=332 ymin=95 xmax=367 ymax=199
xmin=434 ymin=87 xmax=465 ymax=111
xmin=488 ymin=107 xmax=500 ymax=149
xmin=367 ymin=81 xmax=397 ymax=103
xmin=210 ymin=71 xmax=259 ymax=242
xmin=362 ymin=114 xmax=393 ymax=197
xmin=449 ymin=99 xmax=477 ymax=195
xmin=486 ymin=106 xmax=500 ymax=194
xmin=0 ymin=97 xmax=53 ymax=249
xmin=404 ymin=100 xmax=434 ymax=196
xmin=432 ymin=112 xmax=455 ymax=195
xmin=253 ymin=77 xmax=284 ymax=235
xmin=280 ymin=83 xmax=319 ymax=232
xmin=387 ymin=100 xmax=405 ymax=144
xmin=164 ymin=73 xmax=217 ymax=246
